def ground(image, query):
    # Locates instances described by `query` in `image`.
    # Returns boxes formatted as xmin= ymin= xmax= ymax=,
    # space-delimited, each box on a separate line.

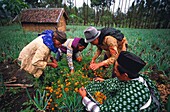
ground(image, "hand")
xmin=53 ymin=59 xmax=58 ymax=64
xmin=70 ymin=69 xmax=74 ymax=74
xmin=89 ymin=63 xmax=100 ymax=71
xmin=104 ymin=65 xmax=109 ymax=68
xmin=51 ymin=57 xmax=57 ymax=64
xmin=78 ymin=87 xmax=87 ymax=98
xmin=94 ymin=77 xmax=104 ymax=82
xmin=50 ymin=63 xmax=58 ymax=68
xmin=90 ymin=59 xmax=95 ymax=64
xmin=76 ymin=57 xmax=82 ymax=62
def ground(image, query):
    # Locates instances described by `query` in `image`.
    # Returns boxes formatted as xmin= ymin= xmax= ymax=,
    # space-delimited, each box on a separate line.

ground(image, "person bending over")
xmin=18 ymin=29 xmax=67 ymax=78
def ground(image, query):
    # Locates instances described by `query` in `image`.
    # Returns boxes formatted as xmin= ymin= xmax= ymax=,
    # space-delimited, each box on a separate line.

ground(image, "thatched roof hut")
xmin=21 ymin=8 xmax=68 ymax=32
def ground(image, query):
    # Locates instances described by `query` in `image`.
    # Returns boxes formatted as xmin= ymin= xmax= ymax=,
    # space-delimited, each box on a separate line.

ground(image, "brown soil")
xmin=0 ymin=61 xmax=169 ymax=112
xmin=0 ymin=61 xmax=35 ymax=112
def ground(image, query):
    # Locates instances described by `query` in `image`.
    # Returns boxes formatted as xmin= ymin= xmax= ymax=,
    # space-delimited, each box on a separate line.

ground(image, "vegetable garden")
xmin=0 ymin=24 xmax=170 ymax=112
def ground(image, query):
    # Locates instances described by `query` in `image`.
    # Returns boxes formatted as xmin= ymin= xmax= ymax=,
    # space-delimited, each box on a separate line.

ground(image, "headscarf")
xmin=39 ymin=30 xmax=58 ymax=53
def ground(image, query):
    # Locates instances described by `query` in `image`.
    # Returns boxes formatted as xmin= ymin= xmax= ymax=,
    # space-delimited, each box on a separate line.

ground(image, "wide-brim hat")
xmin=117 ymin=51 xmax=146 ymax=77
xmin=84 ymin=26 xmax=101 ymax=43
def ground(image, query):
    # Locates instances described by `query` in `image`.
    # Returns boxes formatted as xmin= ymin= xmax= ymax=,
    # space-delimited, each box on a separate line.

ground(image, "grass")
xmin=0 ymin=24 xmax=170 ymax=111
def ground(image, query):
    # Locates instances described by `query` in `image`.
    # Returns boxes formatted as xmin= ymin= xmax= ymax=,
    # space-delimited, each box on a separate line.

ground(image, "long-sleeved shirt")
xmin=18 ymin=35 xmax=51 ymax=78
xmin=61 ymin=39 xmax=81 ymax=70
xmin=93 ymin=36 xmax=127 ymax=65
xmin=82 ymin=74 xmax=161 ymax=112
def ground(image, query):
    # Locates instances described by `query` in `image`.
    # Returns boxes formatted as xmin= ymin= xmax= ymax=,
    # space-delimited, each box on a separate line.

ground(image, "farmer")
xmin=57 ymin=37 xmax=88 ymax=73
xmin=79 ymin=51 xmax=161 ymax=112
xmin=18 ymin=29 xmax=67 ymax=78
xmin=84 ymin=26 xmax=128 ymax=77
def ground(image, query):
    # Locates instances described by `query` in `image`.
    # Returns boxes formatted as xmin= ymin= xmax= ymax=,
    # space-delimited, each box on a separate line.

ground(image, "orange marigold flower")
xmin=45 ymin=87 xmax=49 ymax=90
xmin=57 ymin=80 xmax=60 ymax=84
xmin=65 ymin=79 xmax=69 ymax=82
xmin=66 ymin=82 xmax=71 ymax=86
xmin=46 ymin=93 xmax=50 ymax=96
xmin=58 ymin=93 xmax=62 ymax=98
xmin=74 ymin=82 xmax=79 ymax=86
xmin=50 ymin=98 xmax=53 ymax=102
xmin=51 ymin=107 xmax=54 ymax=111
xmin=55 ymin=91 xmax=60 ymax=95
xmin=74 ymin=88 xmax=78 ymax=92
xmin=50 ymin=88 xmax=53 ymax=93
xmin=55 ymin=104 xmax=58 ymax=107
xmin=57 ymin=88 xmax=61 ymax=92
xmin=47 ymin=102 xmax=51 ymax=106
xmin=64 ymin=88 xmax=69 ymax=92
xmin=60 ymin=84 xmax=64 ymax=88
xmin=93 ymin=91 xmax=107 ymax=104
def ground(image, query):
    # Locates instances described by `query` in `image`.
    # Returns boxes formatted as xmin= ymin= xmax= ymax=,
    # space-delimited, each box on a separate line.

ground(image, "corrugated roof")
xmin=21 ymin=8 xmax=68 ymax=23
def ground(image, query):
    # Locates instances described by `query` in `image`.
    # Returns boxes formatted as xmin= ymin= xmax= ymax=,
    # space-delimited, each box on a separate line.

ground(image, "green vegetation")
xmin=0 ymin=24 xmax=169 ymax=75
xmin=0 ymin=24 xmax=170 ymax=111
xmin=26 ymin=88 xmax=52 ymax=111
xmin=0 ymin=0 xmax=169 ymax=28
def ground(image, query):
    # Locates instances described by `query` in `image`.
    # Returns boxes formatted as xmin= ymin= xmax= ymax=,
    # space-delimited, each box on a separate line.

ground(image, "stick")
xmin=4 ymin=83 xmax=33 ymax=88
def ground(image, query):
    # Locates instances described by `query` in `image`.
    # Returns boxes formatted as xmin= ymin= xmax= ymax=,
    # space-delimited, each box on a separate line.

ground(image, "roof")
xmin=21 ymin=8 xmax=68 ymax=23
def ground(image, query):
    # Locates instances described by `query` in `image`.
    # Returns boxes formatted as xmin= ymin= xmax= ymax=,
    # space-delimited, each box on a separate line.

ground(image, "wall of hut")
xmin=22 ymin=21 xmax=66 ymax=33
xmin=57 ymin=15 xmax=66 ymax=32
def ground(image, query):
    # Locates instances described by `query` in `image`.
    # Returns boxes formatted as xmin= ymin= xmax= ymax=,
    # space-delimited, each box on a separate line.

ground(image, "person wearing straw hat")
xmin=84 ymin=26 xmax=128 ymax=77
xmin=79 ymin=51 xmax=161 ymax=112
xmin=18 ymin=29 xmax=67 ymax=78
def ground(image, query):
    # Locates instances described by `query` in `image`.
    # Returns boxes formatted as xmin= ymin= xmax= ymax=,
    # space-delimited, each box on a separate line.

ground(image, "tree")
xmin=0 ymin=0 xmax=28 ymax=18
xmin=90 ymin=0 xmax=114 ymax=26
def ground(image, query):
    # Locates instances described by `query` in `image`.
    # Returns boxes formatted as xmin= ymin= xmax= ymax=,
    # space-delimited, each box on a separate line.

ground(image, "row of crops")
xmin=0 ymin=25 xmax=169 ymax=75
xmin=0 ymin=24 xmax=169 ymax=111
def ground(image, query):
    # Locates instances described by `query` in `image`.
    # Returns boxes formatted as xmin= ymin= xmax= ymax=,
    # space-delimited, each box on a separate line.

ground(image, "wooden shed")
xmin=20 ymin=8 xmax=68 ymax=32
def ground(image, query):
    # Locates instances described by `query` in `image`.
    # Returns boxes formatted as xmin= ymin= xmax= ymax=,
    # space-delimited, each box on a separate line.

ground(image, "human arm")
xmin=90 ymin=48 xmax=102 ymax=64
xmin=89 ymin=48 xmax=102 ymax=70
xmin=79 ymin=87 xmax=100 ymax=112
xmin=32 ymin=46 xmax=52 ymax=69
xmin=94 ymin=77 xmax=105 ymax=82
xmin=47 ymin=56 xmax=58 ymax=68
xmin=90 ymin=37 xmax=118 ymax=71
xmin=121 ymin=37 xmax=128 ymax=51
xmin=80 ymin=79 xmax=121 ymax=112
xmin=102 ymin=36 xmax=118 ymax=65
xmin=47 ymin=62 xmax=58 ymax=68
xmin=66 ymin=47 xmax=74 ymax=73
